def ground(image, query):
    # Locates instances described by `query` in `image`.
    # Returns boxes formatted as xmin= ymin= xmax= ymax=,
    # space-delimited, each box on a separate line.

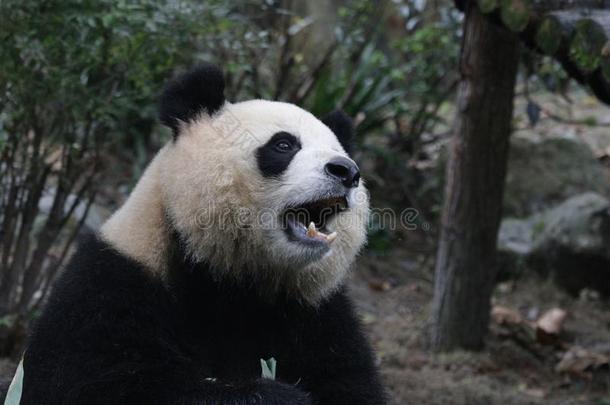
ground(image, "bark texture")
xmin=430 ymin=3 xmax=520 ymax=351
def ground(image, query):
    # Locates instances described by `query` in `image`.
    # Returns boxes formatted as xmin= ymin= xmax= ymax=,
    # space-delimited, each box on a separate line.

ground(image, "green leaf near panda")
xmin=260 ymin=357 xmax=277 ymax=380
xmin=4 ymin=357 xmax=24 ymax=405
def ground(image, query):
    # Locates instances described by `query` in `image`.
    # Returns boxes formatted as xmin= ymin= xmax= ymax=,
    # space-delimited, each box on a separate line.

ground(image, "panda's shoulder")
xmin=41 ymin=234 xmax=168 ymax=328
xmin=55 ymin=234 xmax=158 ymax=293
xmin=25 ymin=236 xmax=179 ymax=381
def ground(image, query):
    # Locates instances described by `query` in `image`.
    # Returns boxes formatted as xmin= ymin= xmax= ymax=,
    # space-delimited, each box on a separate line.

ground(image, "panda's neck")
xmin=100 ymin=148 xmax=170 ymax=275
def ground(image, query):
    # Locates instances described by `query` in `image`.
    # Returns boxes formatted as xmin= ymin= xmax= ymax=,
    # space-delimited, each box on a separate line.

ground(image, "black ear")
xmin=159 ymin=64 xmax=225 ymax=138
xmin=321 ymin=110 xmax=354 ymax=154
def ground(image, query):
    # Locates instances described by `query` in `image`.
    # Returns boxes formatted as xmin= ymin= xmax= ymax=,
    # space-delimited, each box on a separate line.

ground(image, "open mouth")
xmin=282 ymin=195 xmax=348 ymax=247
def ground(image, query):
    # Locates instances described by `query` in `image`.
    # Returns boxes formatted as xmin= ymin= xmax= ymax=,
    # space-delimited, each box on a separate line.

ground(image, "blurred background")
xmin=1 ymin=0 xmax=609 ymax=403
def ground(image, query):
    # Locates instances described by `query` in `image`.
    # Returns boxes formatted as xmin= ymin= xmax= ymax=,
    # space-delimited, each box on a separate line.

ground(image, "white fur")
xmin=102 ymin=100 xmax=369 ymax=304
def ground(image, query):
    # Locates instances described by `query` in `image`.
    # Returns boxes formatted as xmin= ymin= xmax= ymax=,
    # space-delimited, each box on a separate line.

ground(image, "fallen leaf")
xmin=537 ymin=308 xmax=567 ymax=335
xmin=521 ymin=387 xmax=547 ymax=399
xmin=368 ymin=279 xmax=392 ymax=292
xmin=555 ymin=346 xmax=610 ymax=376
xmin=491 ymin=305 xmax=522 ymax=325
xmin=406 ymin=283 xmax=421 ymax=293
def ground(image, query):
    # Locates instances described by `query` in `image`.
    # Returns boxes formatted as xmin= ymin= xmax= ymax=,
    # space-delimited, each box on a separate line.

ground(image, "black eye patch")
xmin=256 ymin=132 xmax=301 ymax=178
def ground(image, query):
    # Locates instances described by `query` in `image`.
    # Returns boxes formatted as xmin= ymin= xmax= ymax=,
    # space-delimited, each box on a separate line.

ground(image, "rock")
xmin=504 ymin=137 xmax=610 ymax=217
xmin=496 ymin=218 xmax=534 ymax=280
xmin=498 ymin=218 xmax=535 ymax=256
xmin=530 ymin=193 xmax=610 ymax=295
xmin=498 ymin=193 xmax=610 ymax=296
xmin=530 ymin=192 xmax=610 ymax=258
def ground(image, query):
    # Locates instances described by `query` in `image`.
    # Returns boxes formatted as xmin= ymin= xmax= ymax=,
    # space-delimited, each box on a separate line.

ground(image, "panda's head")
xmin=126 ymin=65 xmax=369 ymax=303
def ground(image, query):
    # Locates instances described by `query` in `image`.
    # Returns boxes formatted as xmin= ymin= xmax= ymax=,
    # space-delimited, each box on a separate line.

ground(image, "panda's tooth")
xmin=326 ymin=232 xmax=337 ymax=243
xmin=307 ymin=222 xmax=316 ymax=237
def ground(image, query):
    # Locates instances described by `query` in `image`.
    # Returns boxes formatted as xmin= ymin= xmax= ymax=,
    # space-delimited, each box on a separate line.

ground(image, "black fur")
xmin=159 ymin=64 xmax=225 ymax=138
xmin=256 ymin=132 xmax=302 ymax=178
xmin=321 ymin=110 xmax=354 ymax=154
xmin=22 ymin=235 xmax=386 ymax=404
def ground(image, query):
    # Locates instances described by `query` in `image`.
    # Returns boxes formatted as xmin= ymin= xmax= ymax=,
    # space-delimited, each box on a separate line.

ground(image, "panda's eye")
xmin=274 ymin=140 xmax=293 ymax=153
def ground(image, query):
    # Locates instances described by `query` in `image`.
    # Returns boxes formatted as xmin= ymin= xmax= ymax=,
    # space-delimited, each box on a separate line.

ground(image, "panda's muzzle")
xmin=282 ymin=196 xmax=348 ymax=245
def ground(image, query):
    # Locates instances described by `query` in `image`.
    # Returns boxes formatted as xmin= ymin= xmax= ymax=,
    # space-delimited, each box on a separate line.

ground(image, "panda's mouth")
xmin=282 ymin=196 xmax=348 ymax=246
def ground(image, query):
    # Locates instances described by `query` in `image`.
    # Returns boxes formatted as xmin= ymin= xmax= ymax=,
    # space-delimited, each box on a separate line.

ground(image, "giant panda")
xmin=21 ymin=64 xmax=386 ymax=405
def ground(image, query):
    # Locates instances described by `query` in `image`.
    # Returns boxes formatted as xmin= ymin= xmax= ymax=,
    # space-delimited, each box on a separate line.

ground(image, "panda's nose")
xmin=325 ymin=157 xmax=360 ymax=188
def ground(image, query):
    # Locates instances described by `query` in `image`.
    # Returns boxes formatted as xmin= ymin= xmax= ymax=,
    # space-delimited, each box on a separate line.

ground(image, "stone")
xmin=497 ymin=193 xmax=610 ymax=295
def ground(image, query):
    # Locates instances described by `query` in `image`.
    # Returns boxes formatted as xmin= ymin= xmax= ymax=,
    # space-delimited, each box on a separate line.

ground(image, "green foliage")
xmin=1 ymin=0 xmax=460 ymax=180
xmin=305 ymin=43 xmax=402 ymax=137
xmin=500 ymin=0 xmax=530 ymax=33
xmin=570 ymin=19 xmax=606 ymax=74
xmin=478 ymin=0 xmax=499 ymax=14
xmin=0 ymin=0 xmax=464 ymax=318
xmin=531 ymin=56 xmax=571 ymax=94
xmin=0 ymin=0 xmax=271 ymax=319
xmin=304 ymin=7 xmax=460 ymax=141
xmin=0 ymin=0 xmax=258 ymax=149
xmin=535 ymin=16 xmax=563 ymax=56
xmin=291 ymin=1 xmax=461 ymax=251
xmin=392 ymin=24 xmax=460 ymax=134
xmin=367 ymin=224 xmax=394 ymax=256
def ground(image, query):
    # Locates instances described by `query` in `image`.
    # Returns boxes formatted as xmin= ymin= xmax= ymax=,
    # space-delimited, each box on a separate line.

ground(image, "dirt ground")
xmin=350 ymin=249 xmax=610 ymax=405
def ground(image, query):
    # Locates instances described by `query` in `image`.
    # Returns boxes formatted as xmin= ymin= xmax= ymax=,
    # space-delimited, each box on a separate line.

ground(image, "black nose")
xmin=325 ymin=157 xmax=360 ymax=188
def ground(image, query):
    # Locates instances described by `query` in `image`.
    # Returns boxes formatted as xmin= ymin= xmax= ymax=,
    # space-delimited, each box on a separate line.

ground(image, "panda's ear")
xmin=159 ymin=64 xmax=225 ymax=138
xmin=321 ymin=110 xmax=354 ymax=154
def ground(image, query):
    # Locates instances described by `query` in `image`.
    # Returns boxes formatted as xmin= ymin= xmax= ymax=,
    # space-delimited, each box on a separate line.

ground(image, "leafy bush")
xmin=0 ymin=0 xmax=463 ymax=350
xmin=0 ymin=0 xmax=259 ymax=329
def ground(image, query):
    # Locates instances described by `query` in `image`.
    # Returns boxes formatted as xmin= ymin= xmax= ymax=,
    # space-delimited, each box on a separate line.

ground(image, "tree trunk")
xmin=430 ymin=3 xmax=520 ymax=351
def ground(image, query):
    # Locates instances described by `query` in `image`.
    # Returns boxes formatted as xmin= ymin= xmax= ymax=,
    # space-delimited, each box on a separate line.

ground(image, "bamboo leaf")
xmin=4 ymin=358 xmax=24 ymax=405
xmin=260 ymin=357 xmax=277 ymax=380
